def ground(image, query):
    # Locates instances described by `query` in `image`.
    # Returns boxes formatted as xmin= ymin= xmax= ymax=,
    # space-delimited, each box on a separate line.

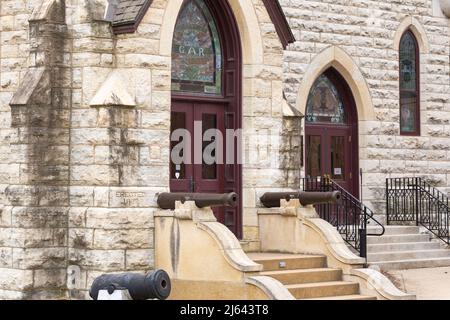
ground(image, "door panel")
xmin=223 ymin=111 xmax=240 ymax=236
xmin=331 ymin=136 xmax=345 ymax=180
xmin=305 ymin=125 xmax=356 ymax=197
xmin=201 ymin=113 xmax=218 ymax=180
xmin=193 ymin=103 xmax=225 ymax=194
xmin=194 ymin=104 xmax=225 ymax=223
xmin=306 ymin=135 xmax=322 ymax=178
xmin=170 ymin=101 xmax=231 ymax=228
xmin=329 ymin=129 xmax=351 ymax=193
xmin=170 ymin=103 xmax=194 ymax=193
xmin=171 ymin=112 xmax=187 ymax=181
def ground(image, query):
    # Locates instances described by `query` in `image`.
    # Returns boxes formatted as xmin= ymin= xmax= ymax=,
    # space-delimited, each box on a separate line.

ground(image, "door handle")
xmin=189 ymin=176 xmax=195 ymax=193
xmin=323 ymin=174 xmax=331 ymax=186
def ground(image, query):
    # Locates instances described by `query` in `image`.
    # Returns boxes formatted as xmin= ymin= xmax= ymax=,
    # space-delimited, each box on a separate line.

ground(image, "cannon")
xmin=260 ymin=191 xmax=341 ymax=208
xmin=89 ymin=270 xmax=171 ymax=300
xmin=157 ymin=192 xmax=238 ymax=210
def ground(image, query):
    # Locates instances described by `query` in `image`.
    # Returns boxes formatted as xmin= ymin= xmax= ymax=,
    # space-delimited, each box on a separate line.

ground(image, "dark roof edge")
xmin=112 ymin=0 xmax=154 ymax=35
xmin=261 ymin=0 xmax=296 ymax=49
xmin=112 ymin=0 xmax=296 ymax=49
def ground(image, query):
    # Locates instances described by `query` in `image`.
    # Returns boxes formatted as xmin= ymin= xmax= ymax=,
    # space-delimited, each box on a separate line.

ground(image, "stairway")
xmin=248 ymin=252 xmax=376 ymax=300
xmin=366 ymin=224 xmax=450 ymax=271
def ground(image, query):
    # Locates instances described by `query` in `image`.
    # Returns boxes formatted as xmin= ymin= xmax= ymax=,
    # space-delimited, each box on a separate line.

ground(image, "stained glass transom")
xmin=306 ymin=74 xmax=346 ymax=124
xmin=171 ymin=0 xmax=222 ymax=95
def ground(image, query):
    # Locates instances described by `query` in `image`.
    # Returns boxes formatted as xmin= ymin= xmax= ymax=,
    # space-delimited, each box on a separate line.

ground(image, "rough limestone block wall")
xmin=240 ymin=0 xmax=286 ymax=250
xmin=280 ymin=0 xmax=450 ymax=213
xmin=0 ymin=0 xmax=31 ymax=300
xmin=1 ymin=0 xmax=70 ymax=299
xmin=64 ymin=0 xmax=155 ymax=300
xmin=0 ymin=0 xmax=157 ymax=300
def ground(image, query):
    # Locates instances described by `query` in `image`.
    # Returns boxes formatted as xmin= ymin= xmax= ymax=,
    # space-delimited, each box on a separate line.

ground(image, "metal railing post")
xmin=386 ymin=178 xmax=390 ymax=225
xmin=300 ymin=176 xmax=384 ymax=257
xmin=415 ymin=177 xmax=419 ymax=226
xmin=359 ymin=207 xmax=367 ymax=259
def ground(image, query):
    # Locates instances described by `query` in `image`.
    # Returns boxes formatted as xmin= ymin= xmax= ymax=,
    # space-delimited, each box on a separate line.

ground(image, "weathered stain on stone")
xmin=170 ymin=219 xmax=180 ymax=275
xmin=4 ymin=0 xmax=71 ymax=299
xmin=72 ymin=235 xmax=89 ymax=249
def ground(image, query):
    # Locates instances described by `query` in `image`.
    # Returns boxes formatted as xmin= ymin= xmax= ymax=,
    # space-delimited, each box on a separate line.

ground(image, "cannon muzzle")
xmin=157 ymin=192 xmax=238 ymax=210
xmin=260 ymin=191 xmax=341 ymax=208
xmin=89 ymin=270 xmax=171 ymax=300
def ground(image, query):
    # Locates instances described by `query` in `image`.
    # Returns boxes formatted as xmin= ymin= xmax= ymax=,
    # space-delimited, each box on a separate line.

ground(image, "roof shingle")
xmin=112 ymin=0 xmax=151 ymax=26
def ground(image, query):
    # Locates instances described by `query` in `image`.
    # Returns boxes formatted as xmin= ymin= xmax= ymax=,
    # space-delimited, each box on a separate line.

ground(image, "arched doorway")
xmin=169 ymin=0 xmax=243 ymax=238
xmin=305 ymin=68 xmax=359 ymax=198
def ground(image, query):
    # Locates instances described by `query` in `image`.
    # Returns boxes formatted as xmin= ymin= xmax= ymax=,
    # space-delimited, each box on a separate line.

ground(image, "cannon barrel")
xmin=260 ymin=191 xmax=341 ymax=208
xmin=89 ymin=270 xmax=171 ymax=300
xmin=157 ymin=192 xmax=238 ymax=210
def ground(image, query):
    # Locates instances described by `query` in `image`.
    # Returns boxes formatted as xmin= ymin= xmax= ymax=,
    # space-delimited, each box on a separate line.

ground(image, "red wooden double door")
xmin=170 ymin=100 xmax=241 ymax=237
xmin=306 ymin=126 xmax=356 ymax=195
xmin=305 ymin=69 xmax=359 ymax=198
xmin=170 ymin=101 xmax=225 ymax=194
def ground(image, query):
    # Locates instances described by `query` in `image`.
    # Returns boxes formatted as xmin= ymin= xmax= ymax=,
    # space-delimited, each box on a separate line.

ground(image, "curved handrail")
xmin=328 ymin=178 xmax=385 ymax=237
xmin=301 ymin=176 xmax=385 ymax=257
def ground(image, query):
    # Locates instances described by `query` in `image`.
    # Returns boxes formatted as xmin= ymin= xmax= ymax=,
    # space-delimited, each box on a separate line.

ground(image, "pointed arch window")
xmin=399 ymin=31 xmax=420 ymax=135
xmin=171 ymin=0 xmax=222 ymax=95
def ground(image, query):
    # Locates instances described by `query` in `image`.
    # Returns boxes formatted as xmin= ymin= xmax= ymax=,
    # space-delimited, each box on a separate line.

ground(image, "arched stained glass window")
xmin=171 ymin=0 xmax=222 ymax=95
xmin=306 ymin=74 xmax=346 ymax=124
xmin=399 ymin=31 xmax=420 ymax=135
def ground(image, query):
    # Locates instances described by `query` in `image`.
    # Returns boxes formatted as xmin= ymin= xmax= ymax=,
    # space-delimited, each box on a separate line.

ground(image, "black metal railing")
xmin=301 ymin=176 xmax=385 ymax=258
xmin=386 ymin=177 xmax=450 ymax=245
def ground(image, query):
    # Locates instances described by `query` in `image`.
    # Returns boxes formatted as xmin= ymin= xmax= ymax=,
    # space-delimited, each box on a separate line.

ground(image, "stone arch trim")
xmin=393 ymin=16 xmax=430 ymax=54
xmin=441 ymin=0 xmax=450 ymax=18
xmin=295 ymin=46 xmax=375 ymax=121
xmin=158 ymin=0 xmax=264 ymax=65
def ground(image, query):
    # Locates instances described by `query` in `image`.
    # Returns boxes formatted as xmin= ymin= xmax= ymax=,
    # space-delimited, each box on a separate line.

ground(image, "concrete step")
xmin=368 ymin=257 xmax=450 ymax=271
xmin=367 ymin=249 xmax=450 ymax=262
xmin=286 ymin=281 xmax=359 ymax=299
xmin=301 ymin=294 xmax=377 ymax=300
xmin=367 ymin=225 xmax=420 ymax=235
xmin=249 ymin=253 xmax=326 ymax=271
xmin=367 ymin=233 xmax=430 ymax=244
xmin=367 ymin=241 xmax=441 ymax=253
xmin=260 ymin=268 xmax=342 ymax=285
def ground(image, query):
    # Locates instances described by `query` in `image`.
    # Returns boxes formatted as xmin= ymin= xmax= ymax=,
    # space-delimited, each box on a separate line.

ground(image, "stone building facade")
xmin=0 ymin=0 xmax=448 ymax=299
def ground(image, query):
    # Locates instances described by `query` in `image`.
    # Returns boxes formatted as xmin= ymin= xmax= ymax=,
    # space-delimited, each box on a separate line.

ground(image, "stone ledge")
xmin=9 ymin=68 xmax=50 ymax=107
xmin=345 ymin=268 xmax=416 ymax=300
xmin=89 ymin=70 xmax=136 ymax=108
xmin=306 ymin=217 xmax=366 ymax=269
xmin=29 ymin=0 xmax=65 ymax=23
xmin=246 ymin=276 xmax=295 ymax=300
